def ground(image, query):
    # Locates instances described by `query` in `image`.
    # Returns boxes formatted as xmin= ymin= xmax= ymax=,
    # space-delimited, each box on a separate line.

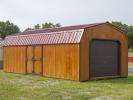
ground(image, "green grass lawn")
xmin=0 ymin=70 xmax=133 ymax=100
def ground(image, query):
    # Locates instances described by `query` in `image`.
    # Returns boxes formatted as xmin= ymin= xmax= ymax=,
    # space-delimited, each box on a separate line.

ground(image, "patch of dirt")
xmin=62 ymin=96 xmax=72 ymax=100
xmin=90 ymin=96 xmax=121 ymax=100
xmin=80 ymin=91 xmax=91 ymax=95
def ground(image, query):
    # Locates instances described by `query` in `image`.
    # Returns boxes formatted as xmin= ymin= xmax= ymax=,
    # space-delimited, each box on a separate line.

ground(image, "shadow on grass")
xmin=90 ymin=75 xmax=133 ymax=84
xmin=1 ymin=69 xmax=133 ymax=85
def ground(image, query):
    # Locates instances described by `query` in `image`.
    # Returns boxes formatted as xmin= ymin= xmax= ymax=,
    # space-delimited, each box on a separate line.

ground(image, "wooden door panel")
xmin=27 ymin=61 xmax=33 ymax=73
xmin=34 ymin=46 xmax=42 ymax=75
xmin=26 ymin=45 xmax=42 ymax=75
xmin=27 ymin=46 xmax=33 ymax=60
xmin=34 ymin=46 xmax=42 ymax=60
xmin=34 ymin=61 xmax=42 ymax=74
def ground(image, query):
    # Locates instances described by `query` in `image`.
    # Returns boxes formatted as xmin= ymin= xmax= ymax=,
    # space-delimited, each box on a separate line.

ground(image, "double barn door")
xmin=26 ymin=46 xmax=43 ymax=75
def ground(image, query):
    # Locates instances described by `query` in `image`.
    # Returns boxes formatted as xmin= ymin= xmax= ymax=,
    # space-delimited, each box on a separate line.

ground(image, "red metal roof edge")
xmin=8 ymin=22 xmax=108 ymax=37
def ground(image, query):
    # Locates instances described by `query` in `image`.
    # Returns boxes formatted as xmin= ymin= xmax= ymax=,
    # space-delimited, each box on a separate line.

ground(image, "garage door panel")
xmin=90 ymin=40 xmax=120 ymax=78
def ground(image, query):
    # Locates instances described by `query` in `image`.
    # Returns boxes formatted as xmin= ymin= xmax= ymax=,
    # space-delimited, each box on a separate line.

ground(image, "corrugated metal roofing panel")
xmin=10 ymin=22 xmax=106 ymax=36
xmin=4 ymin=29 xmax=84 ymax=46
xmin=4 ymin=22 xmax=108 ymax=46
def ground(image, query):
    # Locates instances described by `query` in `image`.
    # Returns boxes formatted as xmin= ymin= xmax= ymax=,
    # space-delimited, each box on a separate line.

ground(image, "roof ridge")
xmin=9 ymin=22 xmax=108 ymax=36
xmin=27 ymin=22 xmax=107 ymax=32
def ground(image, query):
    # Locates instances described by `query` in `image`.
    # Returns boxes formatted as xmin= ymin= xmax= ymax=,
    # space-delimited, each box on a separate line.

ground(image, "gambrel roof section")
xmin=4 ymin=22 xmax=107 ymax=46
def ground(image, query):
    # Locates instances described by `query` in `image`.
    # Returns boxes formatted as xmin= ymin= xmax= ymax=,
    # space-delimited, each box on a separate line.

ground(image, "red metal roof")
xmin=4 ymin=22 xmax=107 ymax=46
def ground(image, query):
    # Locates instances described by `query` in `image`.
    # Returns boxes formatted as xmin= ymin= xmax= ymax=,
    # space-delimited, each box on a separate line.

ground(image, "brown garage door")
xmin=90 ymin=40 xmax=120 ymax=79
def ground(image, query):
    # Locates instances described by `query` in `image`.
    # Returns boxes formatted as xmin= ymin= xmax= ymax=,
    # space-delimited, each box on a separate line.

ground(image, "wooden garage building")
xmin=3 ymin=22 xmax=128 ymax=81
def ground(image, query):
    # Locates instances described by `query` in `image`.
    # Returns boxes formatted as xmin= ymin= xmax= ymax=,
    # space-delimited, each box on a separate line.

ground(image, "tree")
xmin=112 ymin=21 xmax=133 ymax=49
xmin=0 ymin=21 xmax=20 ymax=39
xmin=24 ymin=22 xmax=61 ymax=32
xmin=24 ymin=28 xmax=33 ymax=32
xmin=34 ymin=24 xmax=40 ymax=29
xmin=42 ymin=22 xmax=61 ymax=28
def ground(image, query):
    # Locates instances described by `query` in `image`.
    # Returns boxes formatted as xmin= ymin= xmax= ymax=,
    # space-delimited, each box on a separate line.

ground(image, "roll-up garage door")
xmin=90 ymin=40 xmax=120 ymax=79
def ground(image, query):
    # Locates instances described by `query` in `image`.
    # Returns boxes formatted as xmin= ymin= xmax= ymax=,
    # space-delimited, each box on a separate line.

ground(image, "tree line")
xmin=0 ymin=20 xmax=133 ymax=49
xmin=112 ymin=22 xmax=133 ymax=49
xmin=0 ymin=21 xmax=61 ymax=39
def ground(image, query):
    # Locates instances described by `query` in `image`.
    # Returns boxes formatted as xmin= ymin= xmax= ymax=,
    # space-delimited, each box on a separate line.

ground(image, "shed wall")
xmin=80 ymin=23 xmax=128 ymax=81
xmin=3 ymin=46 xmax=26 ymax=73
xmin=43 ymin=44 xmax=79 ymax=80
xmin=3 ymin=44 xmax=80 ymax=80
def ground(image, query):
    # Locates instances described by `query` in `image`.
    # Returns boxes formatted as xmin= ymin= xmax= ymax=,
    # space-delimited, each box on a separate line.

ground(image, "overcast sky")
xmin=0 ymin=0 xmax=132 ymax=31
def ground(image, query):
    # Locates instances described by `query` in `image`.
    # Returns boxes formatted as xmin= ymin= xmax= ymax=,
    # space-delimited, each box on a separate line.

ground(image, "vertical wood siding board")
xmin=50 ymin=45 xmax=53 ymax=77
xmin=70 ymin=45 xmax=73 ymax=80
xmin=21 ymin=47 xmax=23 ymax=73
xmin=20 ymin=47 xmax=22 ymax=73
xmin=65 ymin=45 xmax=68 ymax=79
xmin=47 ymin=46 xmax=50 ymax=76
xmin=69 ymin=45 xmax=71 ymax=79
xmin=41 ymin=45 xmax=43 ymax=75
xmin=45 ymin=45 xmax=48 ymax=76
xmin=6 ymin=47 xmax=8 ymax=72
xmin=53 ymin=46 xmax=55 ymax=77
xmin=8 ymin=47 xmax=10 ymax=72
xmin=7 ymin=47 xmax=8 ymax=72
xmin=48 ymin=46 xmax=51 ymax=76
xmin=79 ymin=29 xmax=89 ymax=81
xmin=19 ymin=47 xmax=22 ymax=73
xmin=17 ymin=47 xmax=19 ymax=73
xmin=54 ymin=46 xmax=56 ymax=77
xmin=25 ymin=46 xmax=27 ymax=74
xmin=16 ymin=47 xmax=18 ymax=73
xmin=12 ymin=47 xmax=13 ymax=72
xmin=5 ymin=47 xmax=7 ymax=72
xmin=62 ymin=45 xmax=65 ymax=78
xmin=6 ymin=48 xmax=8 ymax=72
xmin=60 ymin=45 xmax=63 ymax=78
xmin=56 ymin=45 xmax=59 ymax=78
xmin=9 ymin=47 xmax=11 ymax=72
xmin=52 ymin=45 xmax=55 ymax=77
xmin=42 ymin=46 xmax=44 ymax=76
xmin=11 ymin=47 xmax=13 ymax=72
xmin=49 ymin=46 xmax=51 ymax=77
xmin=5 ymin=48 xmax=7 ymax=72
xmin=45 ymin=46 xmax=49 ymax=76
xmin=77 ymin=44 xmax=80 ymax=80
xmin=3 ymin=47 xmax=5 ymax=71
xmin=74 ymin=45 xmax=76 ymax=80
xmin=74 ymin=45 xmax=77 ymax=80
xmin=4 ymin=47 xmax=8 ymax=72
xmin=22 ymin=47 xmax=24 ymax=73
xmin=57 ymin=45 xmax=60 ymax=78
xmin=60 ymin=46 xmax=63 ymax=78
xmin=50 ymin=45 xmax=52 ymax=77
xmin=3 ymin=47 xmax=6 ymax=71
xmin=68 ymin=45 xmax=70 ymax=79
xmin=73 ymin=45 xmax=76 ymax=80
xmin=43 ymin=46 xmax=45 ymax=76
